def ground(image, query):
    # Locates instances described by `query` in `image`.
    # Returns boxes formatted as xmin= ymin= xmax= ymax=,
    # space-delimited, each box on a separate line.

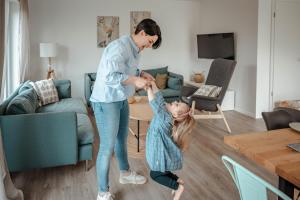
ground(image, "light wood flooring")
xmin=11 ymin=111 xmax=282 ymax=200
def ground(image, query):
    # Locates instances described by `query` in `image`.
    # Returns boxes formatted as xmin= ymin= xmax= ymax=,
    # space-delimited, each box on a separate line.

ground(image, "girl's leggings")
xmin=150 ymin=170 xmax=179 ymax=190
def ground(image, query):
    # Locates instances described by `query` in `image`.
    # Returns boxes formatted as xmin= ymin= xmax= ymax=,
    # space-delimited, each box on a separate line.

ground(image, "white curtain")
xmin=18 ymin=0 xmax=29 ymax=83
xmin=0 ymin=0 xmax=24 ymax=199
xmin=1 ymin=0 xmax=29 ymax=101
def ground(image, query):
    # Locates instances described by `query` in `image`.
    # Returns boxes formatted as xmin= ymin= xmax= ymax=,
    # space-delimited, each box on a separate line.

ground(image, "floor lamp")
xmin=40 ymin=43 xmax=57 ymax=79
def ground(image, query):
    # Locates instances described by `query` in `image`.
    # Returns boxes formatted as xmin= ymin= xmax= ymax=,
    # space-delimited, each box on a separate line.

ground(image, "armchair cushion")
xmin=194 ymin=85 xmax=222 ymax=97
xmin=6 ymin=88 xmax=39 ymax=115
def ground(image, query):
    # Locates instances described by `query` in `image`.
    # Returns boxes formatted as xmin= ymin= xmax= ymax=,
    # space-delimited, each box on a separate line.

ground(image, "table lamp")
xmin=40 ymin=43 xmax=57 ymax=79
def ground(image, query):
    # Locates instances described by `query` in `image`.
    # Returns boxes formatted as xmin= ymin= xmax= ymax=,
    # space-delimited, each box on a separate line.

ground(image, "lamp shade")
xmin=40 ymin=43 xmax=57 ymax=58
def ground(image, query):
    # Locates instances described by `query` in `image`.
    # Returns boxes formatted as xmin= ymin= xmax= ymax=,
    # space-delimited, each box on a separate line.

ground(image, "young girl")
xmin=146 ymin=81 xmax=195 ymax=200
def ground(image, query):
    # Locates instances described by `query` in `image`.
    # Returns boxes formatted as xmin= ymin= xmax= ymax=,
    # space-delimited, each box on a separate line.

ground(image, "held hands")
xmin=134 ymin=77 xmax=149 ymax=89
xmin=144 ymin=80 xmax=158 ymax=93
xmin=141 ymin=71 xmax=155 ymax=81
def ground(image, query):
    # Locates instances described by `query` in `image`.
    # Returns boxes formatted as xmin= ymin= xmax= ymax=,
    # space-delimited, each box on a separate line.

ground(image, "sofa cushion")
xmin=167 ymin=77 xmax=182 ymax=90
xmin=36 ymin=98 xmax=88 ymax=114
xmin=6 ymin=88 xmax=39 ymax=115
xmin=137 ymin=88 xmax=181 ymax=98
xmin=0 ymin=84 xmax=22 ymax=115
xmin=143 ymin=66 xmax=168 ymax=78
xmin=53 ymin=80 xmax=71 ymax=99
xmin=18 ymin=80 xmax=33 ymax=93
xmin=155 ymin=73 xmax=168 ymax=89
xmin=77 ymin=113 xmax=94 ymax=145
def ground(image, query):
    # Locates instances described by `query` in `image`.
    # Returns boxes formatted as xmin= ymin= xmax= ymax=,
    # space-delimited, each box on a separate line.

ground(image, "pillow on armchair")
xmin=193 ymin=85 xmax=222 ymax=97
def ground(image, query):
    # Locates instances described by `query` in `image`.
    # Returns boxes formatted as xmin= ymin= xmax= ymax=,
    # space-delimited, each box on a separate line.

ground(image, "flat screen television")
xmin=197 ymin=33 xmax=235 ymax=60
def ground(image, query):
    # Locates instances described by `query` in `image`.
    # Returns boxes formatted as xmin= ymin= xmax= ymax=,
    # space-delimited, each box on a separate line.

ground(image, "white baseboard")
xmin=234 ymin=107 xmax=256 ymax=118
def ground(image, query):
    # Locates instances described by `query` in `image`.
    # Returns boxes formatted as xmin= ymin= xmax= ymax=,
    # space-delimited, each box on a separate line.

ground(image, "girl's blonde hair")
xmin=172 ymin=113 xmax=195 ymax=151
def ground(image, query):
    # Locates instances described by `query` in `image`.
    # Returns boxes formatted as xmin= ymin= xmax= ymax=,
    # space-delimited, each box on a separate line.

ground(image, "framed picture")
xmin=130 ymin=11 xmax=151 ymax=34
xmin=97 ymin=16 xmax=119 ymax=48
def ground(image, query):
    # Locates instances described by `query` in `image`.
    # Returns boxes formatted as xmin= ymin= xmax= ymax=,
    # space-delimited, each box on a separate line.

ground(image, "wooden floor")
xmin=11 ymin=111 xmax=281 ymax=200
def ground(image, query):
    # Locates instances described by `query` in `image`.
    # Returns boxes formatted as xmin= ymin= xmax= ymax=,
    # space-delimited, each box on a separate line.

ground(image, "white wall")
xmin=256 ymin=0 xmax=273 ymax=118
xmin=28 ymin=0 xmax=201 ymax=98
xmin=197 ymin=0 xmax=258 ymax=117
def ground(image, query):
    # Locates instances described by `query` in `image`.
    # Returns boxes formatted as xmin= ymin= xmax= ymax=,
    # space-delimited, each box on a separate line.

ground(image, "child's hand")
xmin=143 ymin=79 xmax=152 ymax=91
xmin=150 ymin=81 xmax=159 ymax=93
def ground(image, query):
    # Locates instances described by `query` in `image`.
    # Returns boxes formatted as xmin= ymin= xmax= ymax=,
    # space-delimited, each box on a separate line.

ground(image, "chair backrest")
xmin=275 ymin=107 xmax=300 ymax=121
xmin=262 ymin=107 xmax=300 ymax=130
xmin=205 ymin=58 xmax=236 ymax=103
xmin=222 ymin=155 xmax=291 ymax=200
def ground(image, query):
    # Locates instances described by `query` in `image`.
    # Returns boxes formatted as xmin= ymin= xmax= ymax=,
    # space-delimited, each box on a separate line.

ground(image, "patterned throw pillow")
xmin=193 ymin=85 xmax=222 ymax=97
xmin=30 ymin=80 xmax=59 ymax=105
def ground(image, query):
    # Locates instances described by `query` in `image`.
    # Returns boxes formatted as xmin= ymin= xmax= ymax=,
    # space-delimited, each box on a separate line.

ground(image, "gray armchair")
xmin=182 ymin=58 xmax=236 ymax=133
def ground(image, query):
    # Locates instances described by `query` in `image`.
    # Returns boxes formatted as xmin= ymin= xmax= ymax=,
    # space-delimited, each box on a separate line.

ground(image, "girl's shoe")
xmin=97 ymin=192 xmax=114 ymax=200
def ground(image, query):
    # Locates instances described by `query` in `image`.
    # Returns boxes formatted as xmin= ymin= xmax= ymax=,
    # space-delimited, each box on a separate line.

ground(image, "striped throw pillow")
xmin=193 ymin=85 xmax=222 ymax=97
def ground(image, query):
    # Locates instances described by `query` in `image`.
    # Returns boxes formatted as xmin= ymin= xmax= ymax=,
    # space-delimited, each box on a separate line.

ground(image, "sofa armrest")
xmin=0 ymin=112 xmax=78 ymax=172
xmin=85 ymin=73 xmax=96 ymax=106
xmin=53 ymin=80 xmax=71 ymax=99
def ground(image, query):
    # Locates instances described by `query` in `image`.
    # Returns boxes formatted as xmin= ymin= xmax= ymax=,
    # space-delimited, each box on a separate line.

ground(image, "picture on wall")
xmin=97 ymin=16 xmax=119 ymax=48
xmin=130 ymin=11 xmax=151 ymax=34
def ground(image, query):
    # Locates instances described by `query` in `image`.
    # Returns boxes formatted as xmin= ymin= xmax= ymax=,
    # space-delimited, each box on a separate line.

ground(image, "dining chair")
xmin=262 ymin=107 xmax=300 ymax=130
xmin=222 ymin=155 xmax=292 ymax=200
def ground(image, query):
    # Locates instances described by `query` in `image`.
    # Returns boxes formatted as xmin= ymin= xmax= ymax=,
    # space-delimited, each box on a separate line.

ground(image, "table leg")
xmin=278 ymin=177 xmax=294 ymax=200
xmin=137 ymin=120 xmax=140 ymax=152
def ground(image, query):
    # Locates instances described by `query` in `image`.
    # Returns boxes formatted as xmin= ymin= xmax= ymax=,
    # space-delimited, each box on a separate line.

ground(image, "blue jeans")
xmin=92 ymin=100 xmax=130 ymax=192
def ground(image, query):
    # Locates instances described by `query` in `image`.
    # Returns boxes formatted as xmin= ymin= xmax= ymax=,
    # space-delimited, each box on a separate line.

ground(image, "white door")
xmin=272 ymin=0 xmax=300 ymax=105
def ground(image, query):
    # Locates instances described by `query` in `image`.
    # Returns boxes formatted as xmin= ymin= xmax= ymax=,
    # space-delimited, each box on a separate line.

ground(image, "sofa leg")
xmin=85 ymin=160 xmax=89 ymax=171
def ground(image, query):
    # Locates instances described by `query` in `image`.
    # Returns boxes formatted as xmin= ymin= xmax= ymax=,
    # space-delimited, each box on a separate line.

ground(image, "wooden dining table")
xmin=224 ymin=128 xmax=300 ymax=198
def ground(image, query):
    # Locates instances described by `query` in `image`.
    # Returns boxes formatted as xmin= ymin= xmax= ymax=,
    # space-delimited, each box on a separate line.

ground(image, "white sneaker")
xmin=119 ymin=171 xmax=147 ymax=184
xmin=97 ymin=192 xmax=114 ymax=200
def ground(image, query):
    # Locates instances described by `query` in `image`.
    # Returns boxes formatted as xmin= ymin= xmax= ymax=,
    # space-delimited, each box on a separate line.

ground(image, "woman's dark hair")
xmin=134 ymin=18 xmax=162 ymax=49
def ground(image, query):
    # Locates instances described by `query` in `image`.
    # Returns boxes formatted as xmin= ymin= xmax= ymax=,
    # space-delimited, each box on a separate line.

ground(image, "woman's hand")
xmin=134 ymin=77 xmax=148 ymax=89
xmin=141 ymin=71 xmax=155 ymax=81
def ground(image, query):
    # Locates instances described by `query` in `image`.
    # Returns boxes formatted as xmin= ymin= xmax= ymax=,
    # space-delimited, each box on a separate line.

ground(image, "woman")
xmin=90 ymin=19 xmax=162 ymax=200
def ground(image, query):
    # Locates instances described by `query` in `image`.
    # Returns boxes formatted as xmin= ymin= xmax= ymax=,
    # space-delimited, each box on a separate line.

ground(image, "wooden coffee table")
xmin=129 ymin=96 xmax=153 ymax=152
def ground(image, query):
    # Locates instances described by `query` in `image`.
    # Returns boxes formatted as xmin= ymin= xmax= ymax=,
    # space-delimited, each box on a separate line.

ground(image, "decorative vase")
xmin=193 ymin=72 xmax=205 ymax=83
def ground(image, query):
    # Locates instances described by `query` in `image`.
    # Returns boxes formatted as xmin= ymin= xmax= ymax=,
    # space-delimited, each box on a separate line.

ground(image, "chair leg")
xmin=217 ymin=104 xmax=231 ymax=133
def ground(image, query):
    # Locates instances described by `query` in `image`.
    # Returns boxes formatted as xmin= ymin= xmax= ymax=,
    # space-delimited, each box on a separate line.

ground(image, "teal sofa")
xmin=0 ymin=80 xmax=94 ymax=172
xmin=85 ymin=66 xmax=184 ymax=106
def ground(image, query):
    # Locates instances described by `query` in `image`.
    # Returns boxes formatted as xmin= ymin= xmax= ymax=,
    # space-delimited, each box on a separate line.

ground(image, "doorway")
xmin=271 ymin=0 xmax=300 ymax=107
